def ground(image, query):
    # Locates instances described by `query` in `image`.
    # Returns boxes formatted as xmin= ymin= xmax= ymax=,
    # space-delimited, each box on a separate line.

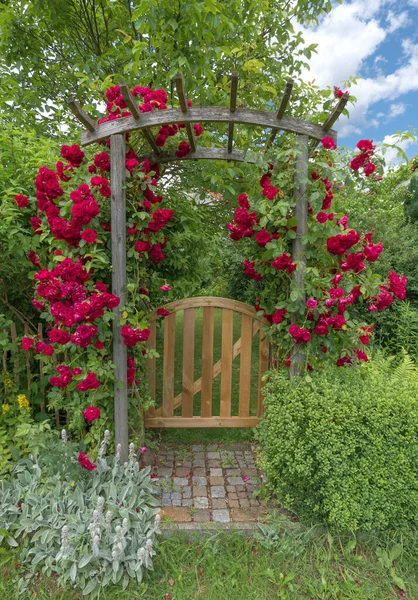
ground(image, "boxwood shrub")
xmin=256 ymin=362 xmax=418 ymax=531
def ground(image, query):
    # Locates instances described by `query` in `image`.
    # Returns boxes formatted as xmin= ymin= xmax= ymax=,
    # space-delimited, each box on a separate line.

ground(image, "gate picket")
xmin=145 ymin=297 xmax=270 ymax=428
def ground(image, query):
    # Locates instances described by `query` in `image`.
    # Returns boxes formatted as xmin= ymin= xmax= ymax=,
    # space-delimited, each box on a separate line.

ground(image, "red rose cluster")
xmin=121 ymin=325 xmax=151 ymax=347
xmin=350 ymin=139 xmax=377 ymax=177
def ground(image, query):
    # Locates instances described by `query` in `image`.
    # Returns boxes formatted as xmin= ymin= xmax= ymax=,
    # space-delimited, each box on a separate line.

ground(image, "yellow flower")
xmin=2 ymin=404 xmax=10 ymax=414
xmin=122 ymin=311 xmax=128 ymax=319
xmin=17 ymin=394 xmax=30 ymax=410
xmin=70 ymin=481 xmax=75 ymax=487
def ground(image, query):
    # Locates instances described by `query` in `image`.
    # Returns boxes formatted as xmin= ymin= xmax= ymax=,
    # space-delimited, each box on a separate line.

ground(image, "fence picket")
xmin=182 ymin=308 xmax=195 ymax=418
xmin=238 ymin=313 xmax=252 ymax=417
xmin=146 ymin=320 xmax=157 ymax=416
xmin=220 ymin=309 xmax=233 ymax=417
xmin=162 ymin=313 xmax=175 ymax=417
xmin=201 ymin=306 xmax=214 ymax=418
xmin=257 ymin=327 xmax=270 ymax=417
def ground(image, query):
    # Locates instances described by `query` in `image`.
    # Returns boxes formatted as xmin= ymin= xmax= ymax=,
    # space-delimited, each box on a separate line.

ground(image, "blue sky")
xmin=299 ymin=0 xmax=418 ymax=164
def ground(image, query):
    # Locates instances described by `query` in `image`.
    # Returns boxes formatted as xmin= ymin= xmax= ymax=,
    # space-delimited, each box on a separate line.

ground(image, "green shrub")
xmin=256 ymin=358 xmax=418 ymax=531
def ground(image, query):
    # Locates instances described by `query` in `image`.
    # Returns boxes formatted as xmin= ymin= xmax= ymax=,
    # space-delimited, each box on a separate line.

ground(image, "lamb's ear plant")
xmin=0 ymin=429 xmax=161 ymax=597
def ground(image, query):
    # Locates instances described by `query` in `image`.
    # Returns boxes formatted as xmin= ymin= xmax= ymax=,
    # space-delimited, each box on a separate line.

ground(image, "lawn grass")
xmin=150 ymin=307 xmax=261 ymax=444
xmin=1 ymin=518 xmax=417 ymax=599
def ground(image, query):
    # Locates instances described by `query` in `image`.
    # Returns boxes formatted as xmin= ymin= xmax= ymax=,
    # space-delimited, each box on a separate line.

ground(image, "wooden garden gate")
xmin=144 ymin=297 xmax=269 ymax=428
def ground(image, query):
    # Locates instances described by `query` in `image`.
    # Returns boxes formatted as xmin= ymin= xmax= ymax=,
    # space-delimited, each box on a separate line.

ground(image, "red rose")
xmin=15 ymin=194 xmax=29 ymax=208
xmin=193 ymin=124 xmax=203 ymax=136
xmin=76 ymin=372 xmax=101 ymax=391
xmin=255 ymin=228 xmax=272 ymax=247
xmin=272 ymin=309 xmax=287 ymax=324
xmin=21 ymin=337 xmax=34 ymax=351
xmin=82 ymin=406 xmax=101 ymax=423
xmin=364 ymin=162 xmax=376 ymax=177
xmin=78 ymin=452 xmax=97 ymax=471
xmin=321 ymin=136 xmax=337 ymax=150
xmin=81 ymin=229 xmax=97 ymax=244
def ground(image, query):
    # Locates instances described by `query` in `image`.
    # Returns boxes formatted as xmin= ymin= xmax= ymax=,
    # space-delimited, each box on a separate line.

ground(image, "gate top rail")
xmin=149 ymin=296 xmax=267 ymax=323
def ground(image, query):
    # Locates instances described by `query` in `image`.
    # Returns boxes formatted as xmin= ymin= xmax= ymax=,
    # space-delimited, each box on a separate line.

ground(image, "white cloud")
xmin=297 ymin=2 xmax=418 ymax=138
xmin=376 ymin=134 xmax=417 ymax=167
xmin=386 ymin=10 xmax=408 ymax=33
xmin=389 ymin=103 xmax=406 ymax=117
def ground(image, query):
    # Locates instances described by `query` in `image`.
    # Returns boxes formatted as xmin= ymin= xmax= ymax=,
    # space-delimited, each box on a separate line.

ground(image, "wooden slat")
xmin=220 ymin=309 xmax=233 ymax=417
xmin=110 ymin=133 xmax=128 ymax=462
xmin=143 ymin=129 xmax=163 ymax=156
xmin=67 ymin=98 xmax=97 ymax=131
xmin=175 ymin=73 xmax=197 ymax=153
xmin=227 ymin=72 xmax=239 ymax=154
xmin=145 ymin=417 xmax=260 ymax=428
xmin=141 ymin=147 xmax=251 ymax=165
xmin=23 ymin=323 xmax=31 ymax=398
xmin=151 ymin=296 xmax=265 ymax=322
xmin=182 ymin=308 xmax=195 ymax=418
xmin=38 ymin=323 xmax=45 ymax=412
xmin=120 ymin=84 xmax=141 ymax=119
xmin=238 ymin=314 xmax=253 ymax=417
xmin=162 ymin=312 xmax=176 ymax=417
xmin=309 ymin=92 xmax=349 ymax=153
xmin=201 ymin=306 xmax=214 ymax=418
xmin=291 ymin=135 xmax=309 ymax=377
xmin=266 ymin=79 xmax=294 ymax=150
xmin=10 ymin=323 xmax=20 ymax=387
xmin=257 ymin=328 xmax=269 ymax=417
xmin=153 ymin=321 xmax=261 ymax=417
xmin=80 ymin=106 xmax=338 ymax=146
xmin=146 ymin=320 xmax=157 ymax=417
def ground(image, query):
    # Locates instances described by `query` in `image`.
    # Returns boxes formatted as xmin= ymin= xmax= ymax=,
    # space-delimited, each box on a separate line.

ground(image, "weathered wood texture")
xmin=266 ymin=79 xmax=294 ymax=150
xmin=290 ymin=135 xmax=309 ymax=377
xmin=110 ymin=134 xmax=128 ymax=461
xmin=67 ymin=98 xmax=97 ymax=131
xmin=145 ymin=297 xmax=270 ymax=428
xmin=175 ymin=73 xmax=196 ymax=153
xmin=80 ymin=106 xmax=337 ymax=146
xmin=227 ymin=72 xmax=239 ymax=153
xmin=138 ymin=147 xmax=252 ymax=165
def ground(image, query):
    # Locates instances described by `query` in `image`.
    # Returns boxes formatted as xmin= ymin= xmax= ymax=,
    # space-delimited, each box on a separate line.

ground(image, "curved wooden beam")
xmin=136 ymin=147 xmax=256 ymax=165
xmin=80 ymin=106 xmax=336 ymax=146
xmin=149 ymin=296 xmax=267 ymax=322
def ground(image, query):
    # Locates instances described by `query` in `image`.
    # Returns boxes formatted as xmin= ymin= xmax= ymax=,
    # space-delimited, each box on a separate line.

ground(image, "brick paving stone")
xmin=182 ymin=486 xmax=192 ymax=498
xmin=160 ymin=507 xmax=192 ymax=522
xmin=193 ymin=467 xmax=206 ymax=476
xmin=193 ymin=508 xmax=211 ymax=522
xmin=171 ymin=493 xmax=182 ymax=506
xmin=193 ymin=486 xmax=207 ymax=497
xmin=182 ymin=499 xmax=193 ymax=507
xmin=236 ymin=485 xmax=245 ymax=492
xmin=230 ymin=507 xmax=259 ymax=522
xmin=250 ymin=499 xmax=260 ymax=506
xmin=192 ymin=445 xmax=204 ymax=451
xmin=227 ymin=477 xmax=244 ymax=485
xmin=181 ymin=461 xmax=192 ymax=468
xmin=207 ymin=452 xmax=220 ymax=459
xmin=238 ymin=491 xmax=248 ymax=499
xmin=173 ymin=477 xmax=189 ymax=487
xmin=209 ymin=476 xmax=224 ymax=486
xmin=228 ymin=499 xmax=239 ymax=508
xmin=162 ymin=496 xmax=171 ymax=507
xmin=206 ymin=444 xmax=219 ymax=451
xmin=228 ymin=492 xmax=238 ymax=500
xmin=193 ymin=459 xmax=205 ymax=467
xmin=210 ymin=468 xmax=223 ymax=477
xmin=211 ymin=486 xmax=226 ymax=499
xmin=213 ymin=510 xmax=230 ymax=523
xmin=225 ymin=469 xmax=241 ymax=477
xmin=194 ymin=452 xmax=205 ymax=459
xmin=240 ymin=499 xmax=250 ymax=507
xmin=226 ymin=485 xmax=236 ymax=493
xmin=175 ymin=468 xmax=191 ymax=477
xmin=208 ymin=460 xmax=221 ymax=468
xmin=194 ymin=497 xmax=209 ymax=509
xmin=241 ymin=468 xmax=258 ymax=477
xmin=192 ymin=476 xmax=207 ymax=486
xmin=212 ymin=499 xmax=228 ymax=509
xmin=158 ymin=467 xmax=173 ymax=478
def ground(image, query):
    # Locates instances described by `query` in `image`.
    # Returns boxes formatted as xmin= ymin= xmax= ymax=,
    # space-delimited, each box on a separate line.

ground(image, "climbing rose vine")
xmin=17 ymin=84 xmax=204 ymax=439
xmin=228 ymin=136 xmax=406 ymax=370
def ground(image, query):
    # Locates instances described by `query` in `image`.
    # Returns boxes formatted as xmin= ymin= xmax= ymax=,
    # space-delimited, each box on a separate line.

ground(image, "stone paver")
xmin=148 ymin=441 xmax=277 ymax=526
xmin=213 ymin=509 xmax=230 ymax=523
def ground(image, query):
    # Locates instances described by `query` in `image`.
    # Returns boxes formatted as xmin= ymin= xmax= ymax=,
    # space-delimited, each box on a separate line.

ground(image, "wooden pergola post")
xmin=110 ymin=133 xmax=128 ymax=462
xmin=290 ymin=134 xmax=309 ymax=377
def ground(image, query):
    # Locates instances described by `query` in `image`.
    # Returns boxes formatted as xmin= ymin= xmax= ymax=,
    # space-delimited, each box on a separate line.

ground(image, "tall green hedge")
xmin=256 ymin=363 xmax=418 ymax=531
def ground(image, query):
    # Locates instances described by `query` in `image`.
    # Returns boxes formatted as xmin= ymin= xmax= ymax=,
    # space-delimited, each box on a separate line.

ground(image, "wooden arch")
xmin=68 ymin=73 xmax=349 ymax=461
